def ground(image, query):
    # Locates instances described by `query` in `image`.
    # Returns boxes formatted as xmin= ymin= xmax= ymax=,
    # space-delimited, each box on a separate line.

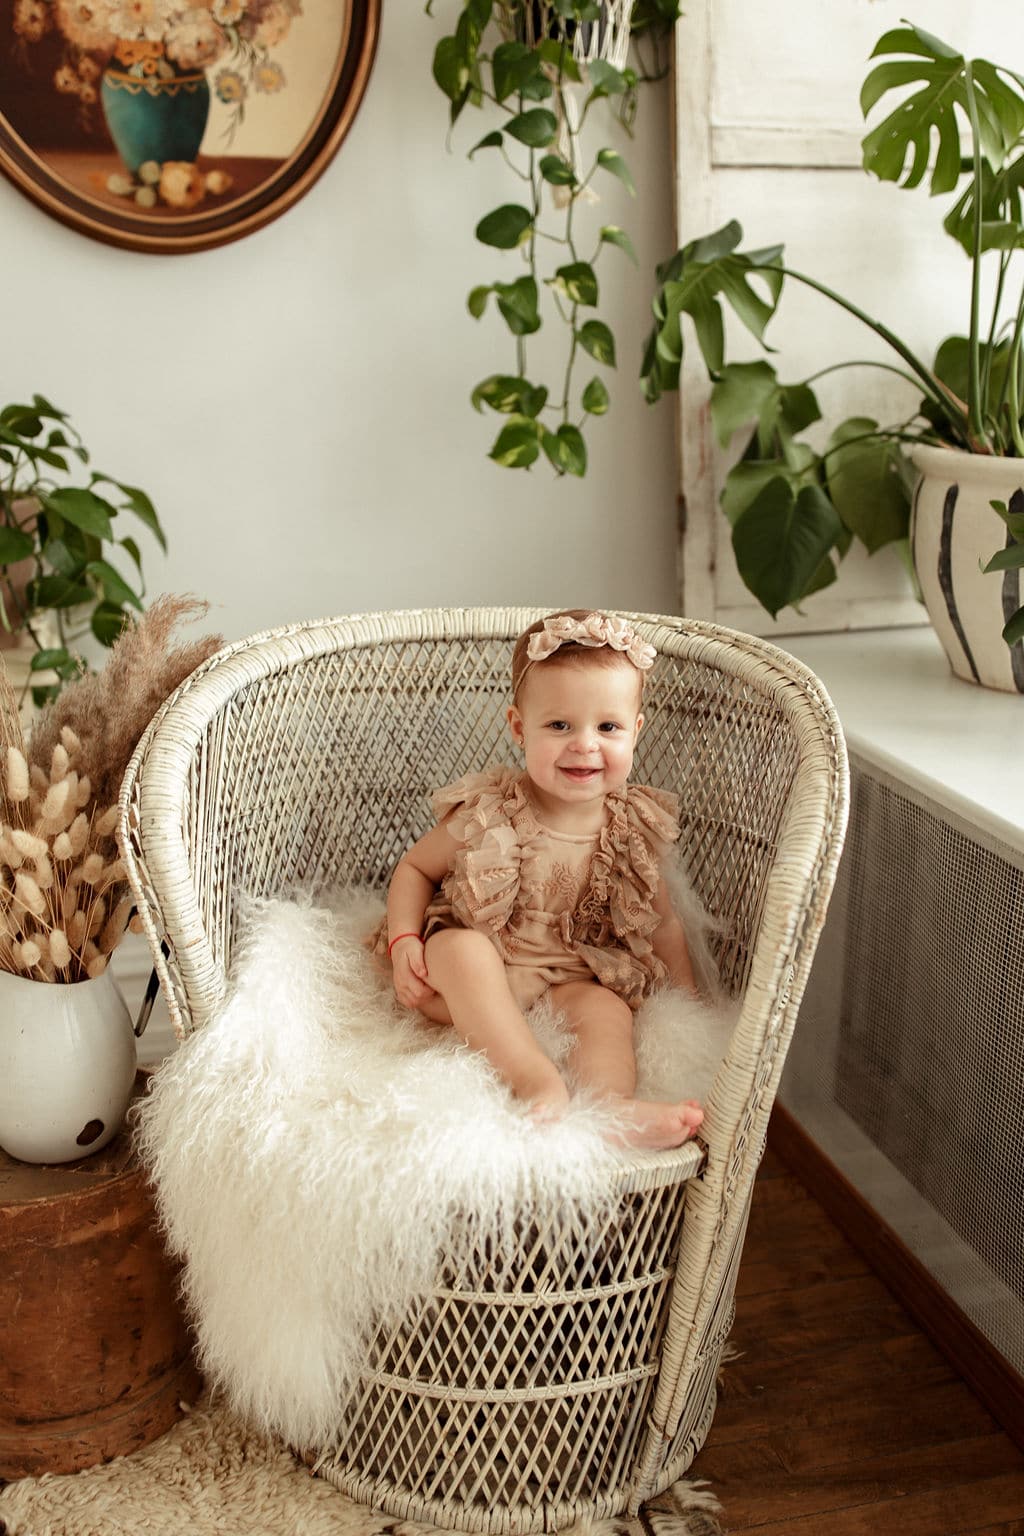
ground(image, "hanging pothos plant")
xmin=428 ymin=0 xmax=681 ymax=477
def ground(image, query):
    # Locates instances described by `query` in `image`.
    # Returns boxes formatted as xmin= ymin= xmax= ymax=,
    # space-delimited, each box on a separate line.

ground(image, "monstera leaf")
xmin=640 ymin=222 xmax=784 ymax=403
xmin=861 ymin=26 xmax=1024 ymax=194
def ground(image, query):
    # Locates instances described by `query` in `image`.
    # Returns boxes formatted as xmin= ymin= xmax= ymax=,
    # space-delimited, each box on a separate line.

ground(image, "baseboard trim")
xmin=768 ymin=1103 xmax=1024 ymax=1454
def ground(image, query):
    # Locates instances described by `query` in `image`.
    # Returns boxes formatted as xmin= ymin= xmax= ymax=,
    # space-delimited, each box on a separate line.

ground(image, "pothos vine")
xmin=428 ymin=0 xmax=681 ymax=477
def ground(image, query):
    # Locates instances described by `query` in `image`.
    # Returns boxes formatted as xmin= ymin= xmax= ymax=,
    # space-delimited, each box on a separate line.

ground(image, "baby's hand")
xmin=390 ymin=936 xmax=436 ymax=1010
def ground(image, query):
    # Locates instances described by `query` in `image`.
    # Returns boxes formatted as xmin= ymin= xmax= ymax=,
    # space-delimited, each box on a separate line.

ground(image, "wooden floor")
xmin=692 ymin=1146 xmax=1024 ymax=1535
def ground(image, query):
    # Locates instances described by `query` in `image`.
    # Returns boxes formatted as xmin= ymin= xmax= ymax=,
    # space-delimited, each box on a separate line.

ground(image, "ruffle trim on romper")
xmin=425 ymin=768 xmax=681 ymax=1009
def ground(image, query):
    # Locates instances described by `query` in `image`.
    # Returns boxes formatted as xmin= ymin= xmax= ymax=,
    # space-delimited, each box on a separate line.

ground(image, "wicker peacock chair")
xmin=119 ymin=607 xmax=848 ymax=1535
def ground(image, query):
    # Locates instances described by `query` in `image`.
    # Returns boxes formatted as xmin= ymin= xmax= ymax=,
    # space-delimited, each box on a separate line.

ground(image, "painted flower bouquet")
xmin=12 ymin=0 xmax=304 ymax=209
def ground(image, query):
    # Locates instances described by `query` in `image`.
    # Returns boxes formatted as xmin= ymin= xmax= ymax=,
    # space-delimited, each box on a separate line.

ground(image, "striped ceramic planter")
xmin=911 ymin=444 xmax=1024 ymax=693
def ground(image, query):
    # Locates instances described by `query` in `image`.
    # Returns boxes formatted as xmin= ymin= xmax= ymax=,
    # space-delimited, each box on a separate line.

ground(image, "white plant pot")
xmin=911 ymin=444 xmax=1024 ymax=693
xmin=0 ymin=968 xmax=137 ymax=1164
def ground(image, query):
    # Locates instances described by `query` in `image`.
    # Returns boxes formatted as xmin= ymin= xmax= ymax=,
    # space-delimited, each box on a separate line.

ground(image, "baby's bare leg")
xmin=424 ymin=929 xmax=569 ymax=1114
xmin=551 ymin=980 xmax=704 ymax=1150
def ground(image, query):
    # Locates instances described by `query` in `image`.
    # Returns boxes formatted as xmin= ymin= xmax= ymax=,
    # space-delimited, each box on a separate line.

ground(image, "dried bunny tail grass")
xmin=100 ymin=896 xmax=131 ymax=955
xmin=14 ymin=872 xmax=46 ymax=916
xmin=86 ymin=952 xmax=108 ymax=979
xmin=50 ymin=742 xmax=70 ymax=781
xmin=68 ymin=813 xmax=90 ymax=856
xmin=10 ymin=828 xmax=47 ymax=861
xmin=52 ymin=831 xmax=73 ymax=861
xmin=16 ymin=937 xmax=43 ymax=970
xmin=28 ymin=595 xmax=223 ymax=809
xmin=38 ymin=777 xmax=74 ymax=831
xmin=78 ymin=852 xmax=105 ymax=885
xmin=6 ymin=745 xmax=30 ymax=807
xmin=95 ymin=804 xmax=119 ymax=838
xmin=1 ymin=827 xmax=26 ymax=869
xmin=67 ymin=908 xmax=87 ymax=948
xmin=48 ymin=928 xmax=72 ymax=968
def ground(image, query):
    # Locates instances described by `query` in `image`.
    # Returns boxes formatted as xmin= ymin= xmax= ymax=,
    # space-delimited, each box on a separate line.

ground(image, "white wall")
xmin=1 ymin=4 xmax=681 ymax=644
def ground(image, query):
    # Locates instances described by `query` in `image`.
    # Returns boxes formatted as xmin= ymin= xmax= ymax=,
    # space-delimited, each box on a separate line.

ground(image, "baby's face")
xmin=507 ymin=659 xmax=643 ymax=816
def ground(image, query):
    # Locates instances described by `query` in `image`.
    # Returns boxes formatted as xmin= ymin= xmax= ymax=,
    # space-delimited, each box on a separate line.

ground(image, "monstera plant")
xmin=641 ymin=22 xmax=1024 ymax=663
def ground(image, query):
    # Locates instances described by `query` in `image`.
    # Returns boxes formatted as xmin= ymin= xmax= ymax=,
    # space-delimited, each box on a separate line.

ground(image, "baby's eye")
xmin=546 ymin=720 xmax=570 ymax=731
xmin=598 ymin=721 xmax=622 ymax=733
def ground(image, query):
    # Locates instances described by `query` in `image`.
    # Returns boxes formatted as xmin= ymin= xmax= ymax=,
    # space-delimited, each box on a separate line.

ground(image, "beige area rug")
xmin=0 ymin=1397 xmax=724 ymax=1536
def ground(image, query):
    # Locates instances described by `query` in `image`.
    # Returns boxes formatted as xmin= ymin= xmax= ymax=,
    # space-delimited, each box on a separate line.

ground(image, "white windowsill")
xmin=779 ymin=625 xmax=1024 ymax=852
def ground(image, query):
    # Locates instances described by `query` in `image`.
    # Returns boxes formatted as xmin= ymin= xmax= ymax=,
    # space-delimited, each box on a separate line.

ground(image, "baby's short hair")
xmin=511 ymin=610 xmax=645 ymax=702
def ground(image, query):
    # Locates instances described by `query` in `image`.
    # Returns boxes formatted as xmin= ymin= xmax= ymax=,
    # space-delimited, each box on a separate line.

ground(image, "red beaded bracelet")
xmin=387 ymin=931 xmax=423 ymax=958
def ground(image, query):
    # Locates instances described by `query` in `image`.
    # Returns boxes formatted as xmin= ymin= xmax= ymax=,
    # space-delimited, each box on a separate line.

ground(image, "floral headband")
xmin=525 ymin=613 xmax=657 ymax=672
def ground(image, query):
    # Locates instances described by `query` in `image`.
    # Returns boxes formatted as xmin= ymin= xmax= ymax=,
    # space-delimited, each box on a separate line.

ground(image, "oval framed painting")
xmin=0 ymin=0 xmax=380 ymax=253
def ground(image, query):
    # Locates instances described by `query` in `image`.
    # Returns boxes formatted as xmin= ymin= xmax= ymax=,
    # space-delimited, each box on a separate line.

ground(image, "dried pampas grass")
xmin=1 ymin=595 xmax=222 ymax=983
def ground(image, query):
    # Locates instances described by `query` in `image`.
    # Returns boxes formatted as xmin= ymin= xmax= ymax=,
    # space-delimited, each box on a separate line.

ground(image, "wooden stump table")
xmin=0 ymin=1073 xmax=201 ymax=1480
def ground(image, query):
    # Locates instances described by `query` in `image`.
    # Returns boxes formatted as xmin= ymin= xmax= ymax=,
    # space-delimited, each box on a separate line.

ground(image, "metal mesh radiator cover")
xmin=780 ymin=750 xmax=1024 ymax=1373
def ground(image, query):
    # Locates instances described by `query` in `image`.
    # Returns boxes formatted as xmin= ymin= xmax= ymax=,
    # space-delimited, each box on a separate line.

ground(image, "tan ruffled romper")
xmin=403 ymin=767 xmax=681 ymax=1012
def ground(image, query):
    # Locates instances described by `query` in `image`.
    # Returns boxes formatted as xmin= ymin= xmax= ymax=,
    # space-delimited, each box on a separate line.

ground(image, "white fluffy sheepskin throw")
xmin=135 ymin=891 xmax=738 ymax=1452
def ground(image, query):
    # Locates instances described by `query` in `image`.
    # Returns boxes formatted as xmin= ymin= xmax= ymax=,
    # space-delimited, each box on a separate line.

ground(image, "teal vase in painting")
xmin=101 ymin=67 xmax=211 ymax=174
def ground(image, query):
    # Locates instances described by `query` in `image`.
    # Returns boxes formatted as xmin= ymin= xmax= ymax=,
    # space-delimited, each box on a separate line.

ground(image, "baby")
xmin=376 ymin=610 xmax=705 ymax=1150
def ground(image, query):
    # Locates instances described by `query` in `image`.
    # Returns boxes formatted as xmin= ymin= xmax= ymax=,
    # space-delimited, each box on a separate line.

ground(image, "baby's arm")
xmin=652 ymin=877 xmax=698 ymax=995
xmin=386 ymin=821 xmax=458 ymax=1010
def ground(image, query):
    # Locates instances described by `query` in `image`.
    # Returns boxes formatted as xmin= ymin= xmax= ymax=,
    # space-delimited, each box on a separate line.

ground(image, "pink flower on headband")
xmin=526 ymin=613 xmax=657 ymax=671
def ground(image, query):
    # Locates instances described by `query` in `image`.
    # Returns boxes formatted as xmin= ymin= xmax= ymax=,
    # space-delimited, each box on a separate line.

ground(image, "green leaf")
xmin=577 ymin=319 xmax=616 ymax=366
xmin=732 ymin=479 xmax=843 ymax=617
xmin=720 ymin=444 xmax=819 ymax=527
xmin=710 ymin=361 xmax=779 ymax=448
xmin=489 ymin=417 xmax=541 ymax=469
xmin=38 ymin=487 xmax=114 ymax=540
xmin=990 ymin=495 xmax=1024 ymax=542
xmin=492 ymin=41 xmax=552 ymax=102
xmin=0 ymin=526 xmax=34 ymax=563
xmin=30 ymin=574 xmax=93 ymax=610
xmin=505 ymin=109 xmax=557 ymax=148
xmin=860 ymin=28 xmax=1024 ymax=195
xmin=823 ymin=418 xmax=911 ymax=552
xmin=41 ymin=537 xmax=82 ymax=578
xmin=551 ymin=261 xmax=598 ymax=306
xmin=641 ymin=224 xmax=784 ymax=395
xmin=469 ymin=129 xmax=504 ymax=158
xmin=433 ymin=35 xmax=469 ymax=102
xmin=535 ymin=38 xmax=581 ymax=83
xmin=494 ymin=276 xmax=541 ymax=335
xmin=91 ymin=601 xmax=131 ymax=646
xmin=29 ymin=646 xmax=79 ymax=678
xmin=98 ymin=478 xmax=166 ymax=550
xmin=595 ymin=147 xmax=635 ymax=196
xmin=983 ymin=543 xmax=1024 ymax=573
xmin=468 ymin=284 xmax=491 ymax=318
xmin=542 ymin=424 xmax=587 ymax=477
xmin=539 ymin=154 xmax=577 ymax=187
xmin=85 ymin=558 xmax=143 ymax=610
xmin=587 ymin=59 xmax=628 ymax=96
xmin=582 ymin=377 xmax=610 ymax=415
xmin=475 ymin=204 xmax=533 ymax=248
xmin=119 ymin=535 xmax=144 ymax=579
xmin=1003 ymin=605 xmax=1024 ymax=645
xmin=599 ymin=225 xmax=637 ymax=264
xmin=471 ymin=375 xmax=548 ymax=417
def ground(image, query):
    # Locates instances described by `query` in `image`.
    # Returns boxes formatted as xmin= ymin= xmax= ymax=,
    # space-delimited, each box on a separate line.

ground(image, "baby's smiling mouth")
xmin=559 ymin=766 xmax=600 ymax=780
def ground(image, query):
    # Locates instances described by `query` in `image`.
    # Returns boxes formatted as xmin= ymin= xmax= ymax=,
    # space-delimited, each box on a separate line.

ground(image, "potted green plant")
xmin=1 ymin=394 xmax=165 ymax=706
xmin=429 ymin=0 xmax=680 ymax=477
xmin=641 ymin=23 xmax=1024 ymax=693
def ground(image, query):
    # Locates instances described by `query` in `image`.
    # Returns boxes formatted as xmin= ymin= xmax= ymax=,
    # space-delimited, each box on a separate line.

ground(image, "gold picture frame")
xmin=0 ymin=0 xmax=380 ymax=253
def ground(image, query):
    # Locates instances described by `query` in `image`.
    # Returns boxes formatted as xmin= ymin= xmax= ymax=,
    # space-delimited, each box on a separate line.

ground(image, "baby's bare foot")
xmin=609 ymin=1098 xmax=704 ymax=1151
